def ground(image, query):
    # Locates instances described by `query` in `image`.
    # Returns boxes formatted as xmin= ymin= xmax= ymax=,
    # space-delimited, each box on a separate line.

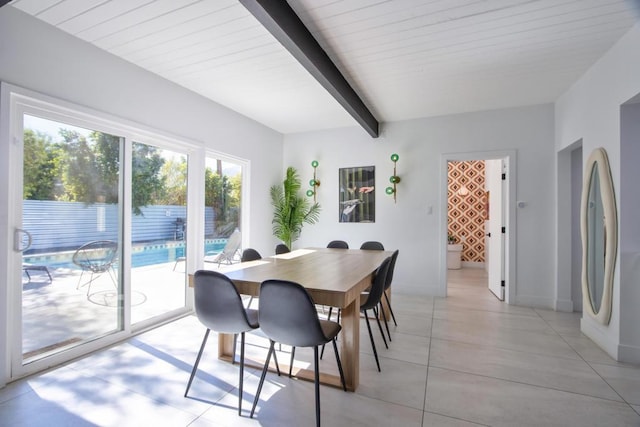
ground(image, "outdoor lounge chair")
xmin=22 ymin=264 xmax=53 ymax=283
xmin=204 ymin=230 xmax=242 ymax=266
xmin=73 ymin=240 xmax=118 ymax=295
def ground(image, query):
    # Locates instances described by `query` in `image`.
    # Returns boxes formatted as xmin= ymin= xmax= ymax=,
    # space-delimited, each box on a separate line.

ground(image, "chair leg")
xmin=232 ymin=333 xmax=238 ymax=365
xmin=251 ymin=340 xmax=275 ymax=418
xmin=327 ymin=306 xmax=333 ymax=321
xmin=384 ymin=292 xmax=398 ymax=326
xmin=272 ymin=345 xmax=281 ymax=376
xmin=320 ymin=342 xmax=326 ymax=360
xmin=331 ymin=338 xmax=347 ymax=391
xmin=380 ymin=302 xmax=392 ymax=342
xmin=373 ymin=306 xmax=389 ymax=349
xmin=363 ymin=310 xmax=381 ymax=372
xmin=184 ymin=329 xmax=210 ymax=397
xmin=314 ymin=346 xmax=321 ymax=427
xmin=238 ymin=332 xmax=245 ymax=415
xmin=289 ymin=346 xmax=296 ymax=377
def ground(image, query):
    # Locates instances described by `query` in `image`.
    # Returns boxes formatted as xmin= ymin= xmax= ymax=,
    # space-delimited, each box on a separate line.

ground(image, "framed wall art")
xmin=338 ymin=166 xmax=375 ymax=223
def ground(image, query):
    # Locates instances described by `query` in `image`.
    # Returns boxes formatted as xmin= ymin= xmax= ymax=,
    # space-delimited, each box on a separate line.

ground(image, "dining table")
xmin=209 ymin=247 xmax=392 ymax=392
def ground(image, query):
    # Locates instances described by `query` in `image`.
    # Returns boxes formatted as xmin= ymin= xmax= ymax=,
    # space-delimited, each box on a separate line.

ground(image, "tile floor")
xmin=1 ymin=268 xmax=639 ymax=426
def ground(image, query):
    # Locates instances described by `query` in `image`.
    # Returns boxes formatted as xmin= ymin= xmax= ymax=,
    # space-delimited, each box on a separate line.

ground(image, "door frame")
xmin=0 ymin=82 xmax=200 ymax=382
xmin=440 ymin=150 xmax=516 ymax=303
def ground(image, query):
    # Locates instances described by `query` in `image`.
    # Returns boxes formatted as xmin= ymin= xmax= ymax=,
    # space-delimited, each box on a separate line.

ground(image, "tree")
xmin=131 ymin=142 xmax=165 ymax=215
xmin=270 ymin=166 xmax=320 ymax=249
xmin=158 ymin=156 xmax=187 ymax=206
xmin=23 ymin=129 xmax=60 ymax=200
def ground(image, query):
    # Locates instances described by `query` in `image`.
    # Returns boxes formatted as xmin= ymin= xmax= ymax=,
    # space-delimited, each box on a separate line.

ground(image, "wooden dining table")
xmin=212 ymin=247 xmax=392 ymax=392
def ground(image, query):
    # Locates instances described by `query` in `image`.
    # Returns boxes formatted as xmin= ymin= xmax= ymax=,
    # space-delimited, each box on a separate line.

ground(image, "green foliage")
xmin=158 ymin=156 xmax=187 ymax=206
xmin=23 ymin=124 xmax=239 ymax=224
xmin=270 ymin=166 xmax=320 ymax=249
xmin=131 ymin=142 xmax=165 ymax=215
xmin=205 ymin=166 xmax=241 ymax=237
xmin=23 ymin=129 xmax=60 ymax=200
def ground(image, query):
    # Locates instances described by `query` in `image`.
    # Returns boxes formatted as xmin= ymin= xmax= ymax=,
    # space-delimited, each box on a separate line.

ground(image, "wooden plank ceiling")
xmin=7 ymin=0 xmax=639 ymax=134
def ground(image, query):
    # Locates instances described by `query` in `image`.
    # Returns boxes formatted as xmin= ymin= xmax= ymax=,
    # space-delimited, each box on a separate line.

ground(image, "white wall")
xmin=0 ymin=7 xmax=284 ymax=254
xmin=555 ymin=23 xmax=640 ymax=363
xmin=0 ymin=7 xmax=283 ymax=386
xmin=284 ymin=104 xmax=555 ymax=302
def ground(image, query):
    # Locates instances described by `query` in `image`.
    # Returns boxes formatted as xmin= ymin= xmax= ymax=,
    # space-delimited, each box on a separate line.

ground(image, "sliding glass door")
xmin=204 ymin=156 xmax=243 ymax=260
xmin=130 ymin=142 xmax=188 ymax=325
xmin=20 ymin=114 xmax=124 ymax=364
xmin=8 ymin=91 xmax=192 ymax=378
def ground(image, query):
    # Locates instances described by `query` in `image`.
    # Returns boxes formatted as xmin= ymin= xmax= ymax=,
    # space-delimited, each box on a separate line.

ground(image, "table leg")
xmin=340 ymin=293 xmax=360 ymax=392
xmin=218 ymin=333 xmax=235 ymax=362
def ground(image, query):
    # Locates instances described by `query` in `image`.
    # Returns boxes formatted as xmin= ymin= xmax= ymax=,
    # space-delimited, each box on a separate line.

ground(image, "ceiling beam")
xmin=239 ymin=0 xmax=379 ymax=138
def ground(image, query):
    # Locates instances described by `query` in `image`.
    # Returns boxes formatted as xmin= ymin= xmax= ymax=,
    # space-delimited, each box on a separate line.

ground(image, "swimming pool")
xmin=23 ymin=240 xmax=227 ymax=270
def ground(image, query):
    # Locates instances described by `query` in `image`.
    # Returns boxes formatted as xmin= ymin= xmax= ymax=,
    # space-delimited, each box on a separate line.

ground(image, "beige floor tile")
xmin=425 ymin=367 xmax=640 ymax=427
xmin=429 ymin=338 xmax=621 ymax=401
xmin=5 ymin=267 xmax=635 ymax=426
xmin=589 ymin=362 xmax=640 ymax=405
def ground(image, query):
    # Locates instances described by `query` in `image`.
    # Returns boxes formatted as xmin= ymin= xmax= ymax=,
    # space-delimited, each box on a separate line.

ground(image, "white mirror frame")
xmin=581 ymin=147 xmax=617 ymax=325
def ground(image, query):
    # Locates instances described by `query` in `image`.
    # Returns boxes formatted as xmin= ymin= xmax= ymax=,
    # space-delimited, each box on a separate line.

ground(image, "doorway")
xmin=4 ymin=85 xmax=192 ymax=380
xmin=441 ymin=151 xmax=515 ymax=303
xmin=556 ymin=140 xmax=583 ymax=312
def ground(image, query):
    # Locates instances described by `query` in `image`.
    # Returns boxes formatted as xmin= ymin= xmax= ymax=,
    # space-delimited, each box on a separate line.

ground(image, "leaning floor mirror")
xmin=581 ymin=147 xmax=617 ymax=325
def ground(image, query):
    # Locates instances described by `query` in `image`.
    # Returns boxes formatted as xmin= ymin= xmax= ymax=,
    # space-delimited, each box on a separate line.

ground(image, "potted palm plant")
xmin=271 ymin=166 xmax=321 ymax=250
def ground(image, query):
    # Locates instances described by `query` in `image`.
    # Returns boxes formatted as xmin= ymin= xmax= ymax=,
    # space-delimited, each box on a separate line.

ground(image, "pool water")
xmin=24 ymin=240 xmax=226 ymax=270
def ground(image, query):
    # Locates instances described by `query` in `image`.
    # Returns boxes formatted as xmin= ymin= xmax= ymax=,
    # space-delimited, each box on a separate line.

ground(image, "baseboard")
xmin=554 ymin=298 xmax=574 ymax=312
xmin=618 ymin=343 xmax=640 ymax=364
xmin=513 ymin=295 xmax=554 ymax=309
xmin=581 ymin=317 xmax=619 ymax=360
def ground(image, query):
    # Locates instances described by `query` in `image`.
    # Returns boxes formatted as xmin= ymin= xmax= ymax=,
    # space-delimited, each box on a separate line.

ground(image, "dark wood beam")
xmin=239 ymin=0 xmax=379 ymax=137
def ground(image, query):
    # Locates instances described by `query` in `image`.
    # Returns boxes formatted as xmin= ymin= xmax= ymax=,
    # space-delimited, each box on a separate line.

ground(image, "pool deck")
xmin=20 ymin=258 xmax=235 ymax=363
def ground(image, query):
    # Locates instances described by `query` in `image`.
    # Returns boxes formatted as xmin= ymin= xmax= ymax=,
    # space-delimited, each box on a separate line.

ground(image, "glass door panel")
xmin=130 ymin=142 xmax=187 ymax=324
xmin=21 ymin=114 xmax=123 ymax=364
xmin=204 ymin=157 xmax=242 ymax=260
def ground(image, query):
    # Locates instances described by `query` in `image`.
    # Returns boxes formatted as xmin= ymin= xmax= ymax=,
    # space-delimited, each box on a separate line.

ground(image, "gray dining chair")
xmin=360 ymin=241 xmax=384 ymax=251
xmin=241 ymin=248 xmax=262 ymax=262
xmin=241 ymin=248 xmax=262 ymax=308
xmin=185 ymin=270 xmax=280 ymax=415
xmin=250 ymin=279 xmax=346 ymax=427
xmin=383 ymin=250 xmax=400 ymax=330
xmin=327 ymin=240 xmax=349 ymax=249
xmin=361 ymin=257 xmax=392 ymax=372
xmin=275 ymin=243 xmax=290 ymax=254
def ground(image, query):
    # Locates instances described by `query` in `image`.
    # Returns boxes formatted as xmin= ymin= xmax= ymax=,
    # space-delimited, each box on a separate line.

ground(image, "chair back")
xmin=193 ymin=270 xmax=256 ymax=333
xmin=275 ymin=243 xmax=290 ymax=254
xmin=361 ymin=257 xmax=392 ymax=311
xmin=384 ymin=250 xmax=399 ymax=291
xmin=72 ymin=240 xmax=118 ymax=272
xmin=222 ymin=229 xmax=242 ymax=256
xmin=360 ymin=241 xmax=384 ymax=251
xmin=259 ymin=280 xmax=335 ymax=347
xmin=327 ymin=240 xmax=349 ymax=249
xmin=241 ymin=248 xmax=262 ymax=262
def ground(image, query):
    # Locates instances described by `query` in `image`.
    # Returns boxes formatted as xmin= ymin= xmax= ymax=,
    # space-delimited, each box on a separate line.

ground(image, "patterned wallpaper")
xmin=447 ymin=161 xmax=486 ymax=263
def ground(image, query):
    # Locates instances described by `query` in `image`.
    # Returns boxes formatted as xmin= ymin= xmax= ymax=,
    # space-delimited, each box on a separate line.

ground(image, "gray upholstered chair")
xmin=360 ymin=241 xmax=384 ymax=250
xmin=250 ymin=279 xmax=346 ymax=426
xmin=327 ymin=240 xmax=349 ymax=249
xmin=275 ymin=243 xmax=290 ymax=254
xmin=185 ymin=270 xmax=279 ymax=415
xmin=241 ymin=248 xmax=262 ymax=262
xmin=360 ymin=257 xmax=392 ymax=372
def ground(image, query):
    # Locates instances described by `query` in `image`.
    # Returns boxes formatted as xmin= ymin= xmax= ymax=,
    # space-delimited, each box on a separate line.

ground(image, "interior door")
xmin=486 ymin=159 xmax=505 ymax=300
